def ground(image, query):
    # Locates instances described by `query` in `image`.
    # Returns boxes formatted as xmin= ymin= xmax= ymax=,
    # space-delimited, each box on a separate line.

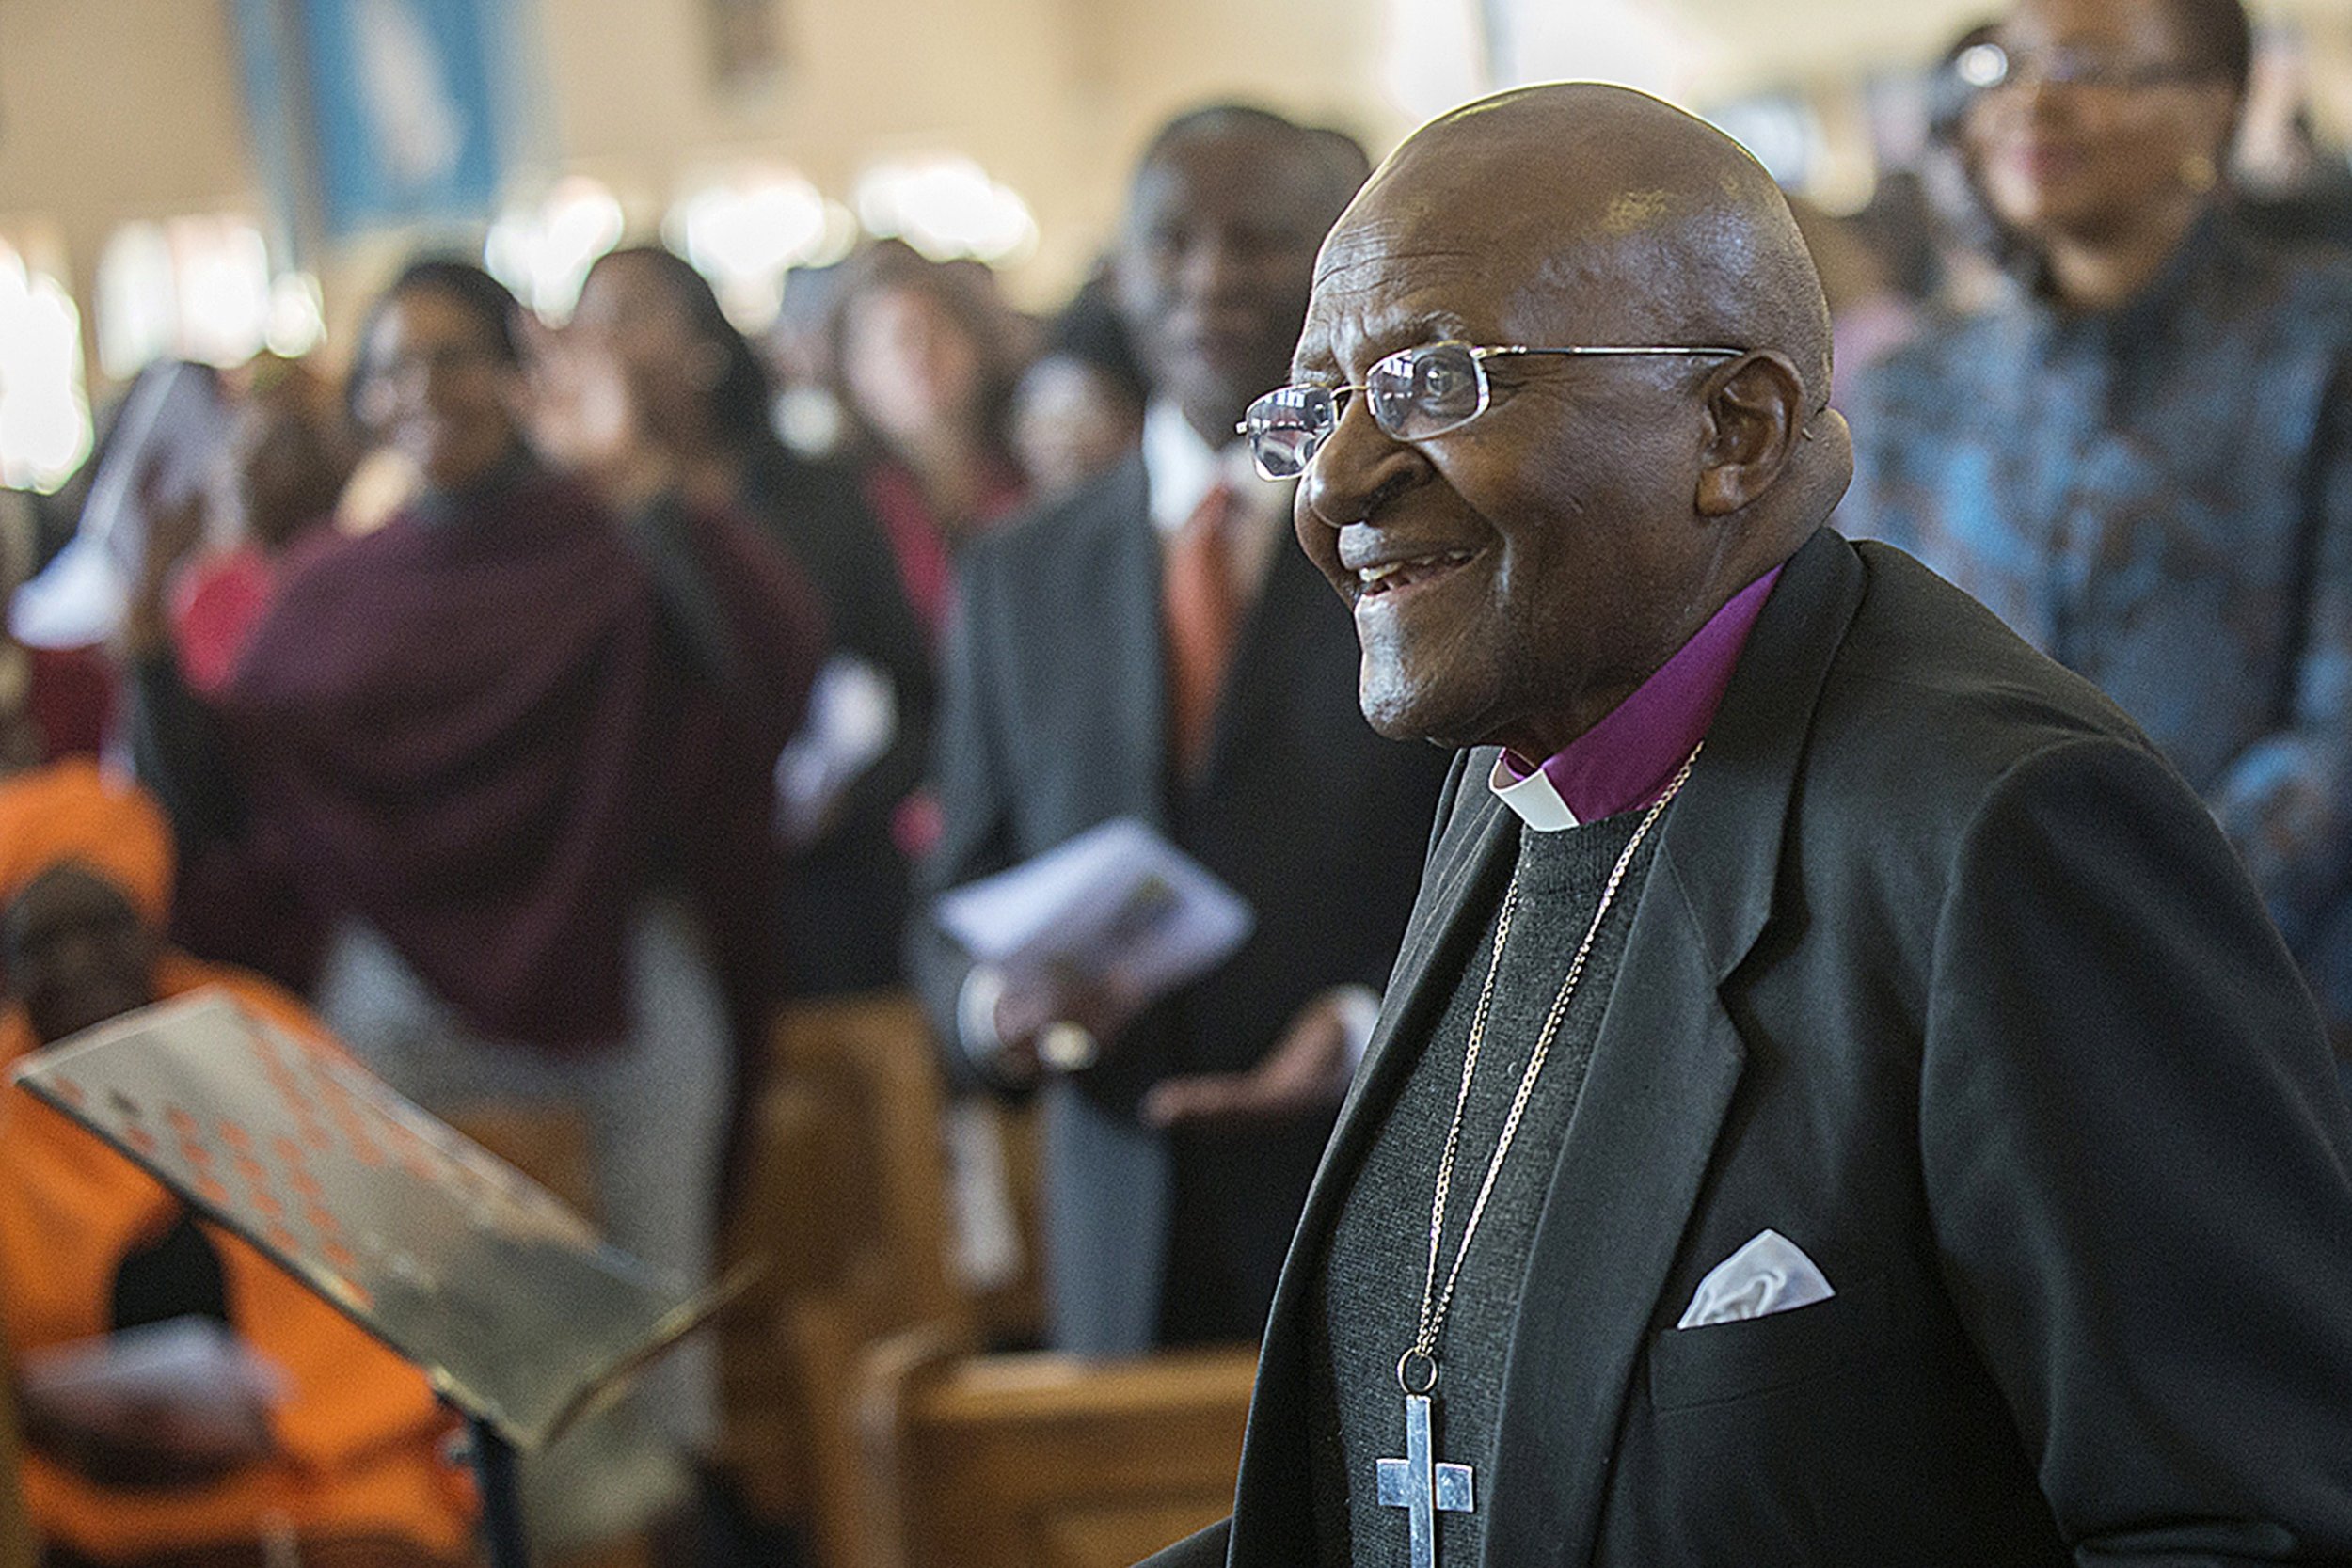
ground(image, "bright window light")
xmin=852 ymin=155 xmax=1037 ymax=267
xmin=96 ymin=215 xmax=285 ymax=378
xmin=668 ymin=166 xmax=857 ymax=331
xmin=1381 ymin=0 xmax=1489 ymax=123
xmin=176 ymin=219 xmax=273 ymax=369
xmin=1488 ymin=0 xmax=1711 ymax=100
xmin=0 ymin=243 xmax=94 ymax=492
xmin=265 ymin=272 xmax=328 ymax=358
xmin=485 ymin=176 xmax=627 ymax=322
xmin=96 ymin=223 xmax=177 ymax=382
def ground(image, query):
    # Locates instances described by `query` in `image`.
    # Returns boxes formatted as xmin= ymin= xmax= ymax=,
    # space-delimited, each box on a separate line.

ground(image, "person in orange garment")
xmin=0 ymin=759 xmax=473 ymax=1568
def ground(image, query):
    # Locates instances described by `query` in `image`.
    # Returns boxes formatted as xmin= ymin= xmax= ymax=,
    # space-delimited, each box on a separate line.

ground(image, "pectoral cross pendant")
xmin=1375 ymin=1392 xmax=1475 ymax=1568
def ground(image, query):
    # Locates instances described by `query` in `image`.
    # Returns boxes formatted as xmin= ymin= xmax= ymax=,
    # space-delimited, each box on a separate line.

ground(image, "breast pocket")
xmin=1646 ymin=1271 xmax=1885 ymax=1414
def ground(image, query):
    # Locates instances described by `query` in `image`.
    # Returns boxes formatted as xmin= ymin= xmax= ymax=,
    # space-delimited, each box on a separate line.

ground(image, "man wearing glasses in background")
xmin=1142 ymin=82 xmax=2352 ymax=1568
xmin=909 ymin=105 xmax=1452 ymax=1356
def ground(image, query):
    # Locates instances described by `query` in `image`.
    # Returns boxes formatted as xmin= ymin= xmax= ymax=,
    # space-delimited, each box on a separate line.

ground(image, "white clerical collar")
xmin=1489 ymin=752 xmax=1581 ymax=832
xmin=1144 ymin=400 xmax=1262 ymax=536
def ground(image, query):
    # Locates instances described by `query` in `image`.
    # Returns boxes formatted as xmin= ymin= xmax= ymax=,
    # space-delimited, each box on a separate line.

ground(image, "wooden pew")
xmin=713 ymin=1077 xmax=830 ymax=1520
xmin=721 ymin=991 xmax=1234 ymax=1568
xmin=715 ymin=991 xmax=974 ymax=1564
xmin=853 ymin=1333 xmax=1255 ymax=1568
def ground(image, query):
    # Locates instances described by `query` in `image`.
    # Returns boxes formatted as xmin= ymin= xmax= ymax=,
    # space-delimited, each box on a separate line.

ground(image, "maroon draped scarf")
xmin=219 ymin=466 xmax=819 ymax=1050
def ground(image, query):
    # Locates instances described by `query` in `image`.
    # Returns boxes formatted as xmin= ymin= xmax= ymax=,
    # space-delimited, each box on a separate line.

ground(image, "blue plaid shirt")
xmin=1841 ymin=213 xmax=2352 ymax=1034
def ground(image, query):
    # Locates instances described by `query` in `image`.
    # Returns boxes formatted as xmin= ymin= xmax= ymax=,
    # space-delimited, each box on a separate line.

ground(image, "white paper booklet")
xmin=933 ymin=817 xmax=1254 ymax=1013
xmin=14 ymin=360 xmax=230 ymax=649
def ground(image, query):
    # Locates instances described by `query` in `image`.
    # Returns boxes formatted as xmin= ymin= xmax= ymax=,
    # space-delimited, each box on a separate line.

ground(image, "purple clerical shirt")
xmin=1492 ymin=564 xmax=1783 ymax=829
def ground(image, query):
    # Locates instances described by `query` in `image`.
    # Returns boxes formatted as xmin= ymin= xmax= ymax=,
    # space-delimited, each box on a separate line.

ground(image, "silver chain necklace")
xmin=1375 ymin=741 xmax=1702 ymax=1568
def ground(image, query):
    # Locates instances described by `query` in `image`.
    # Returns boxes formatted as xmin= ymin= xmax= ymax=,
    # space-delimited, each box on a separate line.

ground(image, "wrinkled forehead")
xmin=1295 ymin=221 xmax=1476 ymax=374
xmin=1295 ymin=185 xmax=1686 ymax=376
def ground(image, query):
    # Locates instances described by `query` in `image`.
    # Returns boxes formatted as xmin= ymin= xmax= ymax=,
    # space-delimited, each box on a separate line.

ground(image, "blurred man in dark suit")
xmin=910 ymin=104 xmax=1452 ymax=1355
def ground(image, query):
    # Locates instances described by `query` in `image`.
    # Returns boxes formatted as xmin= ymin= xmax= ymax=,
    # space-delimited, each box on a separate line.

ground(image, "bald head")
xmin=1287 ymin=84 xmax=1854 ymax=757
xmin=1337 ymin=85 xmax=1834 ymax=417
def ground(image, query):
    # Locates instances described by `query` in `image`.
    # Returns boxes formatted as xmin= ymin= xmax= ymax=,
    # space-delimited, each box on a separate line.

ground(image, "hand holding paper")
xmin=935 ymin=818 xmax=1255 ymax=1070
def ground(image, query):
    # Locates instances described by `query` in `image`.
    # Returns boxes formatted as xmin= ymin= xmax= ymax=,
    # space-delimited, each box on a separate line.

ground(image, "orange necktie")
xmin=1164 ymin=481 xmax=1241 ymax=776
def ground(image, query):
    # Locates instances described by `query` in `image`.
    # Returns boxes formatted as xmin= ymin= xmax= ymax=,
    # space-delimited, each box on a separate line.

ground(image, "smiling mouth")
xmin=1355 ymin=550 xmax=1475 ymax=600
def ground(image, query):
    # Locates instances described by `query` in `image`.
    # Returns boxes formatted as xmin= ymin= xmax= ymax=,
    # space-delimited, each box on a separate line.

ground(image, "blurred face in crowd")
xmin=566 ymin=252 xmax=727 ymax=454
xmin=1964 ymin=0 xmax=2238 ymax=243
xmin=1010 ymin=353 xmax=1143 ymax=500
xmin=838 ymin=283 xmax=985 ymax=451
xmin=353 ymin=287 xmax=524 ymax=492
xmin=4 ymin=867 xmax=157 ymax=1048
xmin=1291 ymin=89 xmax=1833 ymax=758
xmin=221 ymin=383 xmax=348 ymax=552
xmin=1116 ymin=123 xmax=1343 ymax=449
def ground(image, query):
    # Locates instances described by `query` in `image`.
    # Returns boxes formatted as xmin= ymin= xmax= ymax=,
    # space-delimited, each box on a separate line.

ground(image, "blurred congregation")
xmin=0 ymin=0 xmax=2350 ymax=1564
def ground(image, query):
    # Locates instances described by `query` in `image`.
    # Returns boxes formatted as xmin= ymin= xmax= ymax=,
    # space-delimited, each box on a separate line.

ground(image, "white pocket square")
xmin=1675 ymin=1228 xmax=1835 ymax=1329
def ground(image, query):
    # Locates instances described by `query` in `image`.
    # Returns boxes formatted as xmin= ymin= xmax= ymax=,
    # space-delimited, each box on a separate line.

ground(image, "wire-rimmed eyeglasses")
xmin=1238 ymin=339 xmax=1746 ymax=481
xmin=1952 ymin=40 xmax=2220 ymax=96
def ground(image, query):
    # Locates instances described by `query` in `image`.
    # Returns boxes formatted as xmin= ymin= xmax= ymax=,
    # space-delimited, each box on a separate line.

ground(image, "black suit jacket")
xmin=1144 ymin=529 xmax=2352 ymax=1565
xmin=909 ymin=453 xmax=1452 ymax=1352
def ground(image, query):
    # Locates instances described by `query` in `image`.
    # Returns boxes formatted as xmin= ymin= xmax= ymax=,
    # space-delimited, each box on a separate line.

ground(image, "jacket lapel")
xmin=1475 ymin=860 xmax=1750 ymax=1565
xmin=1482 ymin=527 xmax=1867 ymax=1566
xmin=1077 ymin=456 xmax=1173 ymax=825
xmin=1315 ymin=756 xmax=1518 ymax=1222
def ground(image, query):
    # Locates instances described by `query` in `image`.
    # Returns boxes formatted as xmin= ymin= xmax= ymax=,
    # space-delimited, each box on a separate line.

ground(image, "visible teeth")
xmin=1357 ymin=551 xmax=1470 ymax=592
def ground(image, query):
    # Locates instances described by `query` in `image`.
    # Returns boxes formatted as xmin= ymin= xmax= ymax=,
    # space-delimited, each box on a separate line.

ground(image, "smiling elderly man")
xmin=1139 ymin=84 xmax=2352 ymax=1568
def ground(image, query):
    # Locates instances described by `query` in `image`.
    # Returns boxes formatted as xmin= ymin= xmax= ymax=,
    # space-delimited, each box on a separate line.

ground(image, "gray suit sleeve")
xmin=903 ymin=543 xmax=1025 ymax=1095
xmin=1920 ymin=736 xmax=2352 ymax=1564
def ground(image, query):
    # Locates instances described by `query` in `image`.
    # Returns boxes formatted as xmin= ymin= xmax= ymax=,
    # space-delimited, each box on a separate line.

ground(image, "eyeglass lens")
xmin=1243 ymin=385 xmax=1337 ymax=479
xmin=1966 ymin=42 xmax=2201 ymax=92
xmin=1244 ymin=342 xmax=1493 ymax=478
xmin=1368 ymin=342 xmax=1486 ymax=438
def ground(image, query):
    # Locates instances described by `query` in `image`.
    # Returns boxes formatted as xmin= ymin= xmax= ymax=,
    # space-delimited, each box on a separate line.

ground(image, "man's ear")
xmin=1694 ymin=352 xmax=1808 ymax=517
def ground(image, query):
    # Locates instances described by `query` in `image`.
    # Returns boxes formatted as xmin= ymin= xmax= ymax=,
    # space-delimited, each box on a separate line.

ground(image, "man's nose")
xmin=1174 ymin=237 xmax=1251 ymax=305
xmin=2009 ymin=76 xmax=2073 ymax=129
xmin=1298 ymin=399 xmax=1422 ymax=530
